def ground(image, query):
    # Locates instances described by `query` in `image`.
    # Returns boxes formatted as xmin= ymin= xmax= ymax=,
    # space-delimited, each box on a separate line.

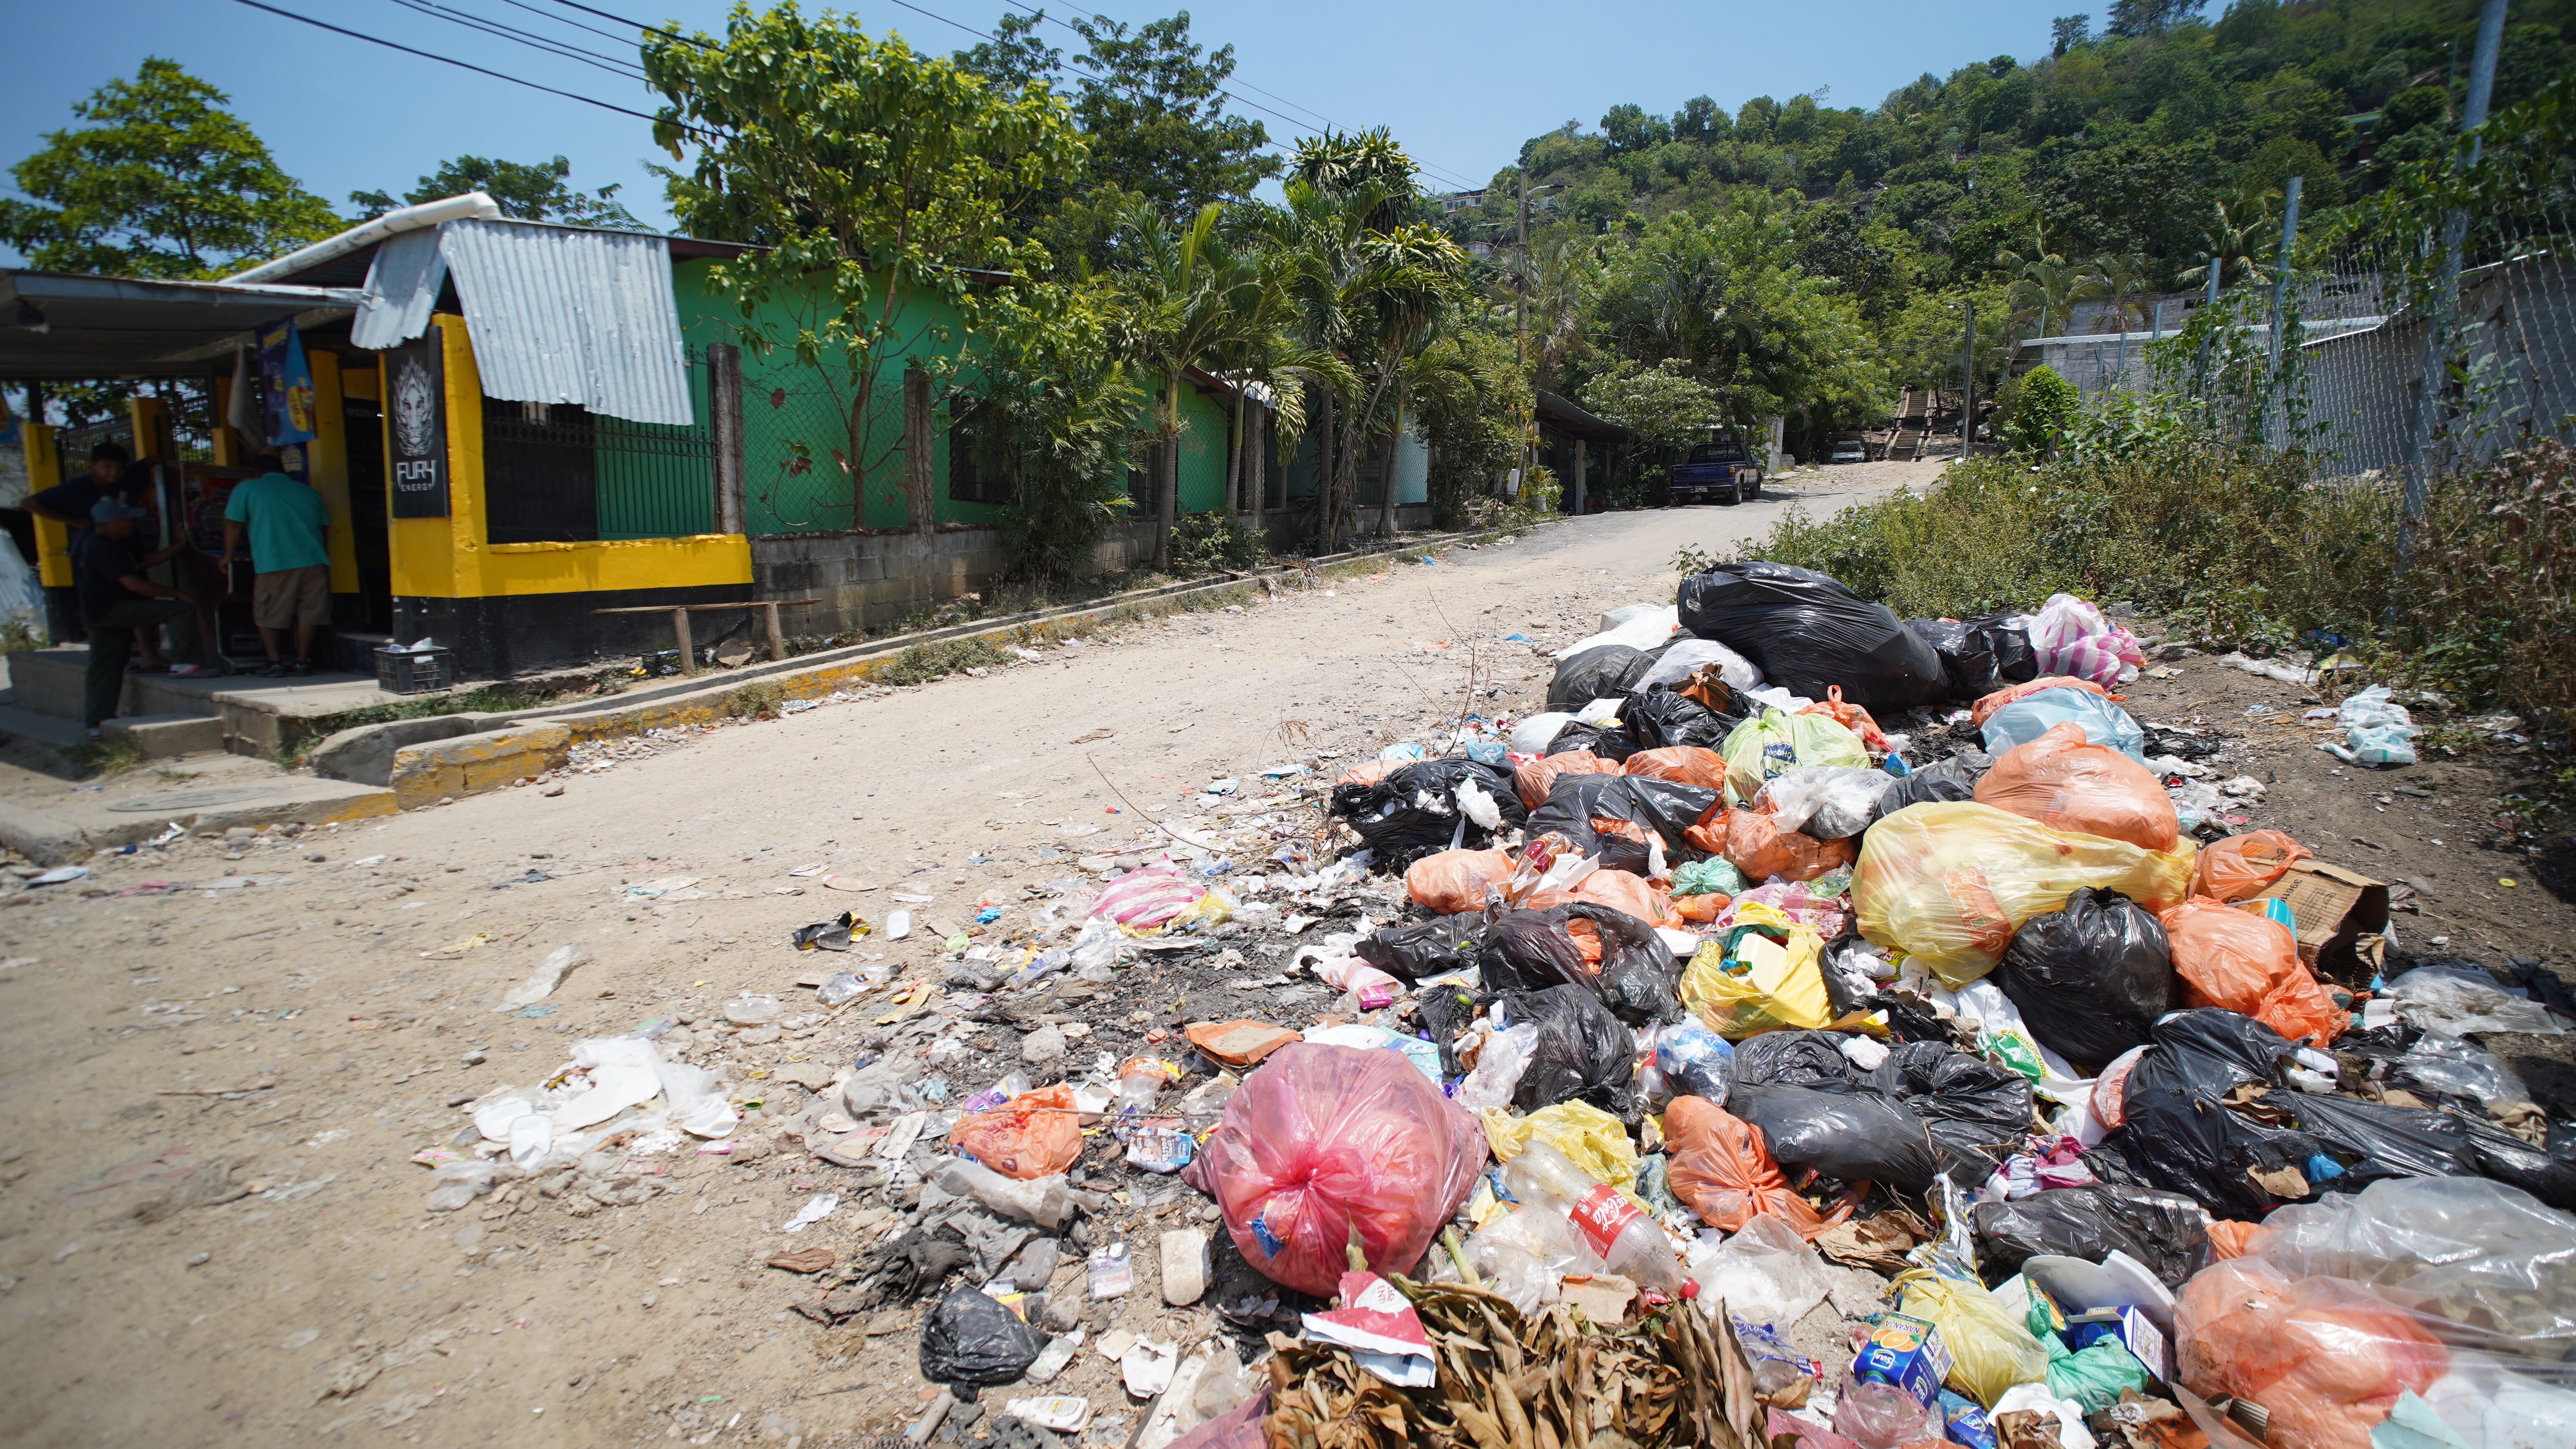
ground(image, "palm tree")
xmin=1106 ymin=199 xmax=1265 ymax=570
xmin=2178 ymin=196 xmax=2279 ymax=293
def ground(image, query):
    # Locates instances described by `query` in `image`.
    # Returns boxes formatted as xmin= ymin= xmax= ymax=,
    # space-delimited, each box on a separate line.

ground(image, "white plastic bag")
xmin=2324 ymin=683 xmax=2421 ymax=767
xmin=1686 ymin=1214 xmax=1835 ymax=1329
xmin=1510 ymin=712 xmax=1574 ymax=755
xmin=2385 ymin=962 xmax=2566 ymax=1037
xmin=500 ymin=945 xmax=587 ymax=1009
xmin=1453 ymin=1022 xmax=1540 ymax=1111
xmin=1552 ymin=605 xmax=1680 ymax=660
xmin=2244 ymin=1177 xmax=2576 ymax=1359
xmin=1752 ymin=766 xmax=1893 ymax=839
xmin=1635 ymin=637 xmax=1763 ymax=693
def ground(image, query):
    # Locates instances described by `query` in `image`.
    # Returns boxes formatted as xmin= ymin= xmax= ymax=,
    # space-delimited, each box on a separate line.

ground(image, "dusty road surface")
xmin=3 ymin=452 xmax=2569 ymax=1449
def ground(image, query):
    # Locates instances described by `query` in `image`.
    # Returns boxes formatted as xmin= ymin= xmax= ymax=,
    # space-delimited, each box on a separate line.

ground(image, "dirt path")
xmin=4 ymin=456 xmax=2567 ymax=1449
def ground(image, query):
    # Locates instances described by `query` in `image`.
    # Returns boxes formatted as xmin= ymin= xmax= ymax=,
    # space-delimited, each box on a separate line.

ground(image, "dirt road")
xmin=4 ymin=453 xmax=2568 ymax=1449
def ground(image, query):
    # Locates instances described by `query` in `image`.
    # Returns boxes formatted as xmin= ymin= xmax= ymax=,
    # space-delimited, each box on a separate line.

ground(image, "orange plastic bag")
xmin=1972 ymin=721 xmax=2181 ymax=851
xmin=946 ymin=1082 xmax=1082 ymax=1179
xmin=1405 ymin=848 xmax=1516 ymax=914
xmin=1524 ymin=868 xmax=1678 ymax=929
xmin=1662 ymin=1095 xmax=1850 ymax=1241
xmin=1675 ymin=892 xmax=1728 ymax=923
xmin=1683 ymin=806 xmax=1857 ymax=884
xmin=2162 ymin=899 xmax=2346 ymax=1046
xmin=1799 ymin=685 xmax=1890 ymax=753
xmin=2191 ymin=829 xmax=2313 ymax=903
xmin=1513 ymin=750 xmax=1621 ymax=811
xmin=1970 ymin=675 xmax=2120 ymax=729
xmin=1619 ymin=746 xmax=1731 ymax=793
xmin=1334 ymin=759 xmax=1396 ymax=789
xmin=2205 ymin=1220 xmax=2261 ymax=1260
xmin=2174 ymin=1259 xmax=2448 ymax=1449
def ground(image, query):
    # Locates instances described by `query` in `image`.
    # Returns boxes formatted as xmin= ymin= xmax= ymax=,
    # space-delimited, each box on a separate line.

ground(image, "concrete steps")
xmin=2 ymin=648 xmax=405 ymax=758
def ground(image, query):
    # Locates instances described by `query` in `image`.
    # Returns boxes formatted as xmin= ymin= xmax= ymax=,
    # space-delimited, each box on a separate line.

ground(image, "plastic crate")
xmin=375 ymin=645 xmax=456 ymax=696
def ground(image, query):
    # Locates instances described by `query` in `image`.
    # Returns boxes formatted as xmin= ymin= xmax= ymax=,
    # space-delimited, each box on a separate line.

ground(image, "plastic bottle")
xmin=1116 ymin=1058 xmax=1176 ymax=1111
xmin=929 ymin=1158 xmax=1088 ymax=1230
xmin=1500 ymin=1142 xmax=1691 ymax=1292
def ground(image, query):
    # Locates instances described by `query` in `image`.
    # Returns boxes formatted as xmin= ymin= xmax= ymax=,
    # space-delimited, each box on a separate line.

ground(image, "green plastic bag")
xmin=1671 ymin=858 xmax=1748 ymax=898
xmin=2044 ymin=1334 xmax=2152 ymax=1413
xmin=1720 ymin=708 xmax=1871 ymax=805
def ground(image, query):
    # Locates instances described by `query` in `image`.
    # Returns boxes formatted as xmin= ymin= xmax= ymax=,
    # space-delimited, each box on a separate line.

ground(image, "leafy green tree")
xmin=0 ymin=58 xmax=335 ymax=278
xmin=349 ymin=155 xmax=643 ymax=229
xmin=2001 ymin=362 xmax=2078 ymax=454
xmin=1405 ymin=328 xmax=1526 ymax=527
xmin=1103 ymin=199 xmax=1266 ymax=568
xmin=644 ymin=3 xmax=1088 ymax=535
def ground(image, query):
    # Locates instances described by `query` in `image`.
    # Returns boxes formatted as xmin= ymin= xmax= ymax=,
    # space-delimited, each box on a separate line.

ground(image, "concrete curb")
xmin=387 ymin=725 xmax=573 ymax=810
xmin=0 ymin=781 xmax=399 ymax=864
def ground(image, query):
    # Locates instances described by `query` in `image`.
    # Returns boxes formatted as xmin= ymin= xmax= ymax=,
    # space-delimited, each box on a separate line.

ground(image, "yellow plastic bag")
xmin=1680 ymin=927 xmax=1834 ymax=1039
xmin=1895 ymin=1267 xmax=2052 ymax=1410
xmin=1719 ymin=708 xmax=1871 ymax=805
xmin=1477 ymin=1100 xmax=1638 ymax=1185
xmin=1854 ymin=802 xmax=2195 ymax=987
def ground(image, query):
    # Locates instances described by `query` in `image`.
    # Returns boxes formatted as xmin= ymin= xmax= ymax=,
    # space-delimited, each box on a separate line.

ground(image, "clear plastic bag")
xmin=1719 ymin=707 xmax=1872 ymax=806
xmin=1979 ymin=685 xmax=2150 ymax=762
xmin=1853 ymin=802 xmax=2194 ymax=987
xmin=1685 ymin=1213 xmax=1836 ymax=1329
xmin=2394 ymin=1034 xmax=2531 ymax=1106
xmin=2174 ymin=1258 xmax=2451 ymax=1449
xmin=2325 ymin=683 xmax=2421 ymax=767
xmin=1752 ymin=766 xmax=1893 ymax=839
xmin=1635 ymin=635 xmax=1764 ymax=693
xmin=1452 ymin=1022 xmax=1540 ymax=1112
xmin=2385 ymin=962 xmax=2568 ymax=1038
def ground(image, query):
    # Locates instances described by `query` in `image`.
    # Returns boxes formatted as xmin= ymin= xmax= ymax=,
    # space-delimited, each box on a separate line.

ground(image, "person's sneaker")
xmin=257 ymin=661 xmax=289 ymax=678
xmin=169 ymin=662 xmax=226 ymax=678
xmin=288 ymin=660 xmax=315 ymax=677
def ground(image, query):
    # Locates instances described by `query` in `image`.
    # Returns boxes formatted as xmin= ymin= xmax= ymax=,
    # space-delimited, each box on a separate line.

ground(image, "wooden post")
xmin=1574 ymin=439 xmax=1588 ymax=514
xmin=763 ymin=601 xmax=787 ymax=662
xmin=708 ymin=341 xmax=744 ymax=535
xmin=672 ymin=608 xmax=694 ymax=676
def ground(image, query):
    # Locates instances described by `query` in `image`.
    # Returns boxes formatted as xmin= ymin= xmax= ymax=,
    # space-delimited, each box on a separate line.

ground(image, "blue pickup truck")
xmin=1668 ymin=434 xmax=1764 ymax=505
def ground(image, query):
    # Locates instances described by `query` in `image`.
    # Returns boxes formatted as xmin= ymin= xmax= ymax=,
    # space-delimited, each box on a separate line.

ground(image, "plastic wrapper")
xmin=2028 ymin=594 xmax=2145 ymax=687
xmin=1499 ymin=984 xmax=1640 ymax=1120
xmin=1355 ymin=916 xmax=1488 ymax=981
xmin=1403 ymin=848 xmax=1516 ymax=915
xmin=1328 ymin=758 xmax=1525 ymax=872
xmin=1731 ymin=1082 xmax=1943 ymax=1192
xmin=2162 ymin=899 xmax=2345 ymax=1047
xmin=2190 ymin=829 xmax=2314 ymax=903
xmin=2385 ymin=961 xmax=2569 ymax=1038
xmin=1675 ymin=560 xmax=1950 ymax=710
xmin=1719 ymin=707 xmax=1874 ymax=806
xmin=1864 ymin=1040 xmax=2037 ymax=1186
xmin=1513 ymin=750 xmax=1621 ymax=811
xmin=1488 ymin=903 xmax=1681 ymax=1024
xmin=1090 ymin=859 xmax=1207 ymax=929
xmin=1479 ymin=1100 xmax=1637 ymax=1185
xmin=1853 ymin=802 xmax=2195 ymax=986
xmin=1979 ymin=685 xmax=2149 ymax=762
xmin=1969 ymin=1185 xmax=2214 ymax=1288
xmin=1548 ymin=644 xmax=1659 ymax=708
xmin=1991 ymin=887 xmax=2176 ymax=1072
xmin=1682 ymin=930 xmax=1836 ymax=1038
xmin=1182 ymin=1043 xmax=1486 ymax=1297
xmin=1617 ymin=744 xmax=1732 ymax=793
xmin=1730 ymin=1029 xmax=1856 ymax=1092
xmin=1620 ymin=688 xmax=1735 ymax=750
xmin=1974 ymin=722 xmax=2180 ymax=851
xmin=1894 ymin=1267 xmax=2054 ymax=1409
xmin=946 ymin=1082 xmax=1084 ymax=1179
xmin=1871 ymin=748 xmax=1993 ymax=822
xmin=1662 ymin=1094 xmax=1846 ymax=1240
xmin=920 ymin=1283 xmax=1049 ymax=1386
xmin=2242 ymin=1176 xmax=2576 ymax=1361
xmin=1753 ymin=766 xmax=1893 ymax=839
xmin=2174 ymin=1258 xmax=2451 ymax=1449
xmin=1688 ymin=1214 xmax=1838 ymax=1329
xmin=1685 ymin=807 xmax=1858 ymax=885
xmin=1908 ymin=614 xmax=2040 ymax=698
xmin=1452 ymin=1021 xmax=1540 ymax=1112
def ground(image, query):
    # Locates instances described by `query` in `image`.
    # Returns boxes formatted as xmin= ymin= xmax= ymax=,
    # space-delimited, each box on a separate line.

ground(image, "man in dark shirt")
xmin=25 ymin=441 xmax=135 ymax=533
xmin=77 ymin=498 xmax=197 ymax=738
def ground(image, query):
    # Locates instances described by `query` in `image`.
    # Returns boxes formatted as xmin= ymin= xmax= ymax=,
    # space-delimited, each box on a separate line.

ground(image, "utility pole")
xmin=2262 ymin=176 xmax=2303 ymax=444
xmin=1961 ymin=298 xmax=1976 ymax=456
xmin=2398 ymin=0 xmax=2508 ymax=578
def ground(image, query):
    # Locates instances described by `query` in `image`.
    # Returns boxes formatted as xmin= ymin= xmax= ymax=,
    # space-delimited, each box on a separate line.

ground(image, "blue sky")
xmin=6 ymin=0 xmax=2077 ymax=250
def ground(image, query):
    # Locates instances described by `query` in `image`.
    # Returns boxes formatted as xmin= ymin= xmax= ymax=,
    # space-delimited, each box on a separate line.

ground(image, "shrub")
xmin=877 ymin=636 xmax=1009 ymax=686
xmin=1168 ymin=511 xmax=1265 ymax=575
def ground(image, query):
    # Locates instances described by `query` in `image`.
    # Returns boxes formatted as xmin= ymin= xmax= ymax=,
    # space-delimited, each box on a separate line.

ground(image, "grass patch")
xmin=276 ymin=681 xmax=560 ymax=760
xmin=724 ymin=680 xmax=787 ymax=718
xmin=876 ymin=636 xmax=1011 ymax=687
xmin=69 ymin=738 xmax=147 ymax=778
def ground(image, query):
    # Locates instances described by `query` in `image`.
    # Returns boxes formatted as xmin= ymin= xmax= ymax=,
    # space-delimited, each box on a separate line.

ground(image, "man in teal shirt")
xmin=219 ymin=455 xmax=334 ymax=677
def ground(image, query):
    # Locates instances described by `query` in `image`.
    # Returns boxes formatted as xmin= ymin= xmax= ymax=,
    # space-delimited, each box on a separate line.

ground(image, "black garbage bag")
xmin=1865 ymin=1040 xmax=2037 ymax=1185
xmin=1549 ymin=644 xmax=1658 ymax=708
xmin=1415 ymin=979 xmax=1485 ymax=1077
xmin=2153 ymin=1008 xmax=2303 ymax=1085
xmin=1527 ymin=774 xmax=1627 ymax=858
xmin=1355 ymin=917 xmax=1490 ymax=981
xmin=1506 ymin=984 xmax=1637 ymax=1121
xmin=1872 ymin=750 xmax=1993 ymax=822
xmin=2280 ymin=1091 xmax=2481 ymax=1188
xmin=1528 ymin=774 xmax=1713 ymax=862
xmin=1329 ymin=758 xmax=1523 ymax=872
xmin=1486 ymin=903 xmax=1680 ymax=1023
xmin=919 ymin=1283 xmax=1048 ymax=1386
xmin=1731 ymin=1030 xmax=1858 ymax=1092
xmin=1968 ymin=1185 xmax=2215 ymax=1288
xmin=1619 ymin=690 xmax=1734 ymax=750
xmin=1907 ymin=614 xmax=2038 ymax=698
xmin=1992 ymin=889 xmax=2176 ymax=1073
xmin=2090 ymin=1042 xmax=2327 ymax=1220
xmin=1543 ymin=722 xmax=1642 ymax=764
xmin=2459 ymin=1114 xmax=2576 ymax=1211
xmin=1729 ymin=1082 xmax=1944 ymax=1192
xmin=1676 ymin=561 xmax=1947 ymax=711
xmin=1608 ymin=775 xmax=1722 ymax=854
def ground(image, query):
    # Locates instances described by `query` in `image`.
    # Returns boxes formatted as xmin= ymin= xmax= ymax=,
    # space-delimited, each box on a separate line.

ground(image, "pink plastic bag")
xmin=1088 ymin=857 xmax=1205 ymax=930
xmin=2030 ymin=594 xmax=2145 ymax=687
xmin=1182 ymin=1043 xmax=1487 ymax=1296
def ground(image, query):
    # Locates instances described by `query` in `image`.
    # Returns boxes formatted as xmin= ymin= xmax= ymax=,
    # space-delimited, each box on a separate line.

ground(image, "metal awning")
xmin=0 ymin=270 xmax=362 ymax=380
xmin=1534 ymin=389 xmax=1630 ymax=444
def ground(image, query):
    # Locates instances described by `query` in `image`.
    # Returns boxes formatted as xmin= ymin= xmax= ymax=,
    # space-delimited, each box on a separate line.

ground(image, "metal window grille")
xmin=477 ymin=346 xmax=716 ymax=543
xmin=947 ymin=417 xmax=1015 ymax=504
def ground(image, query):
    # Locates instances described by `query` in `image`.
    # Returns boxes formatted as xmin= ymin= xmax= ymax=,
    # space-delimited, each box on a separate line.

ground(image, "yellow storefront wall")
xmin=386 ymin=313 xmax=751 ymax=600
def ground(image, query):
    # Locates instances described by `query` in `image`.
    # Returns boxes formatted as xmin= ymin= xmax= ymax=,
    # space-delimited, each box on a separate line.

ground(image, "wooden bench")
xmin=591 ymin=598 xmax=821 ymax=675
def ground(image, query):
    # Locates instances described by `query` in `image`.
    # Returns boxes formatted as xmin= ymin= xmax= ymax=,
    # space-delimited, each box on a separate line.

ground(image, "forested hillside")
xmin=1453 ymin=0 xmax=2575 ymax=456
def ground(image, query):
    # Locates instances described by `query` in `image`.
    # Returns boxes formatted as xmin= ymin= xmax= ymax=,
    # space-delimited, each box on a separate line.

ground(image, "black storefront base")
xmin=393 ymin=583 xmax=750 ymax=682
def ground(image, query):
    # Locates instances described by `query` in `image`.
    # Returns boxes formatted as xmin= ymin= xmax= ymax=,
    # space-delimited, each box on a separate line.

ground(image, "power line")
xmin=228 ymin=0 xmax=689 ymax=128
xmin=385 ymin=0 xmax=652 ymax=82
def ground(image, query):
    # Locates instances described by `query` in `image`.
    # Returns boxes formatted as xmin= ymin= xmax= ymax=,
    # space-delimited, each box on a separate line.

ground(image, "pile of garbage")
xmin=413 ymin=562 xmax=2576 ymax=1449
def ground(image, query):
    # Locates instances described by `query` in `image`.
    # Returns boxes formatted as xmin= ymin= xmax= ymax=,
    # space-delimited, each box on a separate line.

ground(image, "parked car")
xmin=1830 ymin=440 xmax=1867 ymax=464
xmin=1669 ymin=435 xmax=1763 ymax=505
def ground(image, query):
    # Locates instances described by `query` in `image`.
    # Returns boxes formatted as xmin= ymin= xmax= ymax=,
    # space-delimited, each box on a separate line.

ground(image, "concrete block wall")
xmin=751 ymin=521 xmax=1162 ymax=638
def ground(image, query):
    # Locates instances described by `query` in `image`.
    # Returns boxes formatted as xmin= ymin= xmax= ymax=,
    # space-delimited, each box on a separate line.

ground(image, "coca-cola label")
xmin=1571 ymin=1183 xmax=1641 ymax=1258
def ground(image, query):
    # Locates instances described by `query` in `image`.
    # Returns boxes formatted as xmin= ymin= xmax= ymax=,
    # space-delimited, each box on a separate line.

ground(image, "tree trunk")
xmin=1314 ymin=389 xmax=1335 ymax=550
xmin=1250 ymin=406 xmax=1267 ymax=538
xmin=1153 ymin=380 xmax=1177 ymax=572
xmin=902 ymin=364 xmax=935 ymax=610
xmin=1378 ymin=428 xmax=1398 ymax=538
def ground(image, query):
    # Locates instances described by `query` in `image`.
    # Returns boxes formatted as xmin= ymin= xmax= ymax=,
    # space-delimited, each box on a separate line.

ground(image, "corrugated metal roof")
xmin=439 ymin=220 xmax=693 ymax=425
xmin=349 ymin=226 xmax=447 ymax=352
